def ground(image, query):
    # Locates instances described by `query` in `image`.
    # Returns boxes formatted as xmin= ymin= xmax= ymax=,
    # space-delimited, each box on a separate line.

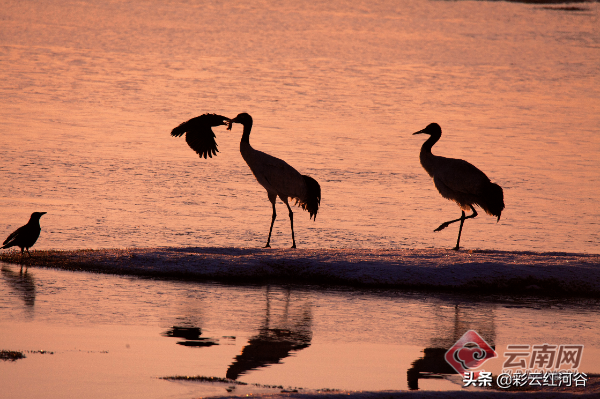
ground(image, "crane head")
xmin=228 ymin=113 xmax=253 ymax=130
xmin=413 ymin=123 xmax=441 ymax=136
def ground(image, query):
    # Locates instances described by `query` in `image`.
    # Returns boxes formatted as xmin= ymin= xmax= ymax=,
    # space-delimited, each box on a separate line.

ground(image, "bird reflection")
xmin=226 ymin=287 xmax=312 ymax=380
xmin=407 ymin=303 xmax=496 ymax=390
xmin=163 ymin=326 xmax=219 ymax=347
xmin=161 ymin=298 xmax=222 ymax=347
xmin=1 ymin=265 xmax=36 ymax=309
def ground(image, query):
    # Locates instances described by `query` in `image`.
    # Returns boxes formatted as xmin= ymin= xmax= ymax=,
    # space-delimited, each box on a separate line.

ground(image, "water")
xmin=1 ymin=5 xmax=598 ymax=397
xmin=1 ymin=0 xmax=599 ymax=253
xmin=2 ymin=264 xmax=600 ymax=398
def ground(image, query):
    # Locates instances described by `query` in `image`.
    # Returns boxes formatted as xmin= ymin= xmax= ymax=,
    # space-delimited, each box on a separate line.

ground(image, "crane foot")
xmin=434 ymin=222 xmax=451 ymax=232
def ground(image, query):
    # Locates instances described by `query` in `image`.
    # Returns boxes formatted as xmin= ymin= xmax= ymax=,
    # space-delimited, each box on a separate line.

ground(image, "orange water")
xmin=0 ymin=1 xmax=599 ymax=253
xmin=2 ymin=265 xmax=600 ymax=398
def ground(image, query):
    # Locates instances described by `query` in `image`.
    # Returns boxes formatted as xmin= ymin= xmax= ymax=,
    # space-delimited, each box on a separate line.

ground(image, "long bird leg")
xmin=265 ymin=194 xmax=277 ymax=248
xmin=283 ymin=200 xmax=296 ymax=249
xmin=454 ymin=211 xmax=467 ymax=251
xmin=434 ymin=206 xmax=478 ymax=232
xmin=434 ymin=206 xmax=478 ymax=250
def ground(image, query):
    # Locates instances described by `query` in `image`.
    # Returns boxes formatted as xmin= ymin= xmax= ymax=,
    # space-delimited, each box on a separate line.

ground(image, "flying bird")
xmin=228 ymin=113 xmax=321 ymax=248
xmin=413 ymin=123 xmax=504 ymax=250
xmin=2 ymin=212 xmax=47 ymax=257
xmin=171 ymin=113 xmax=230 ymax=158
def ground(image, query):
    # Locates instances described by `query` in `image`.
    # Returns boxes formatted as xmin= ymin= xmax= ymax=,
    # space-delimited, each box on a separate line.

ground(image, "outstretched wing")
xmin=171 ymin=113 xmax=229 ymax=159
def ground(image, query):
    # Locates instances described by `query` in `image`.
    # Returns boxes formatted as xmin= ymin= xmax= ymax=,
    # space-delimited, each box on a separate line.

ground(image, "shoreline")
xmin=1 ymin=247 xmax=599 ymax=296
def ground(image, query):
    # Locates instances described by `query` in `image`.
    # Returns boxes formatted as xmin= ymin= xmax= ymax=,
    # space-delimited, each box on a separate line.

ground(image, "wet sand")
xmin=2 ymin=247 xmax=599 ymax=296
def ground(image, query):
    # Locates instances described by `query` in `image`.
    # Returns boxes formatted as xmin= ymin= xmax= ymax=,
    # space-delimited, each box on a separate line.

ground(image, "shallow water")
xmin=1 ymin=264 xmax=599 ymax=398
xmin=0 ymin=0 xmax=599 ymax=253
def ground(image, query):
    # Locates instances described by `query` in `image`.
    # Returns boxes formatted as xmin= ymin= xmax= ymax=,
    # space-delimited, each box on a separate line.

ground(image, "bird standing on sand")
xmin=171 ymin=112 xmax=321 ymax=248
xmin=413 ymin=123 xmax=504 ymax=250
xmin=2 ymin=212 xmax=47 ymax=257
xmin=228 ymin=113 xmax=321 ymax=248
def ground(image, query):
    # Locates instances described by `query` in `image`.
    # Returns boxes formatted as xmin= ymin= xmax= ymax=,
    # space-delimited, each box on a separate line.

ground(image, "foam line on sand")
xmin=1 ymin=248 xmax=599 ymax=295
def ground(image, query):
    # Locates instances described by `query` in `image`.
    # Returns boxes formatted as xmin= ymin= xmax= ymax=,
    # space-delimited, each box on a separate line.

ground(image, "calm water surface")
xmin=1 ymin=265 xmax=600 ymax=398
xmin=0 ymin=0 xmax=598 ymax=253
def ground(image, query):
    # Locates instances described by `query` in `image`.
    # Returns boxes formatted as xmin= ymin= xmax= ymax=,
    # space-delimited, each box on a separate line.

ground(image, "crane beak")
xmin=413 ymin=128 xmax=427 ymax=135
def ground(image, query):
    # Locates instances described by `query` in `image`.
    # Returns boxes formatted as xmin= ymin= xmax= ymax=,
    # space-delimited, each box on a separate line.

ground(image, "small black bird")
xmin=2 ymin=212 xmax=47 ymax=257
xmin=171 ymin=113 xmax=230 ymax=159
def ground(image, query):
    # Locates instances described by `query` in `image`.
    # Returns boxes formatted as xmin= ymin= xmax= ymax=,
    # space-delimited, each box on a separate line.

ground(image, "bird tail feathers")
xmin=296 ymin=175 xmax=321 ymax=220
xmin=478 ymin=182 xmax=505 ymax=221
xmin=170 ymin=121 xmax=188 ymax=137
xmin=2 ymin=231 xmax=17 ymax=247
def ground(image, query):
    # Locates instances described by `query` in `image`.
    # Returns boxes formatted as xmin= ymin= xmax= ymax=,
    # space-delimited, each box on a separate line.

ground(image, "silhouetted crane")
xmin=413 ymin=123 xmax=504 ymax=250
xmin=228 ymin=113 xmax=321 ymax=248
xmin=2 ymin=212 xmax=47 ymax=257
xmin=171 ymin=113 xmax=230 ymax=158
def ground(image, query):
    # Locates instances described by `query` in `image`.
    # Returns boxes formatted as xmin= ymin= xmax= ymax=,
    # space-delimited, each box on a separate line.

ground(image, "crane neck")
xmin=240 ymin=122 xmax=253 ymax=146
xmin=419 ymin=133 xmax=441 ymax=178
xmin=239 ymin=122 xmax=254 ymax=159
xmin=420 ymin=133 xmax=440 ymax=155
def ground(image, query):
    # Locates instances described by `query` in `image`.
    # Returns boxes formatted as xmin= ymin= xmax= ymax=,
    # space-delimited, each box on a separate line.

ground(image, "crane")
xmin=171 ymin=112 xmax=321 ymax=248
xmin=2 ymin=212 xmax=47 ymax=257
xmin=413 ymin=123 xmax=504 ymax=250
xmin=228 ymin=113 xmax=320 ymax=248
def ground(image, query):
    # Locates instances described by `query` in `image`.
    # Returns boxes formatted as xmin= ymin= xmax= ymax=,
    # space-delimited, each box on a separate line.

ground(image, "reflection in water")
xmin=3 ymin=265 xmax=600 ymax=398
xmin=159 ymin=286 xmax=312 ymax=379
xmin=161 ymin=287 xmax=212 ymax=346
xmin=1 ymin=266 xmax=36 ymax=311
xmin=163 ymin=326 xmax=219 ymax=347
xmin=407 ymin=303 xmax=496 ymax=390
xmin=226 ymin=287 xmax=312 ymax=380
